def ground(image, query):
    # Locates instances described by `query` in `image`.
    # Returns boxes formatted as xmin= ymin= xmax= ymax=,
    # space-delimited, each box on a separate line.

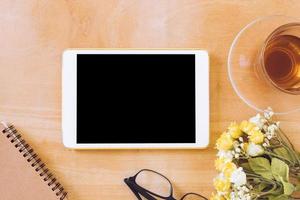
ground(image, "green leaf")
xmin=273 ymin=147 xmax=293 ymax=161
xmin=271 ymin=158 xmax=289 ymax=182
xmin=249 ymin=157 xmax=273 ymax=180
xmin=268 ymin=194 xmax=289 ymax=200
xmin=240 ymin=162 xmax=253 ymax=172
xmin=295 ymin=184 xmax=300 ymax=191
xmin=282 ymin=180 xmax=295 ymax=195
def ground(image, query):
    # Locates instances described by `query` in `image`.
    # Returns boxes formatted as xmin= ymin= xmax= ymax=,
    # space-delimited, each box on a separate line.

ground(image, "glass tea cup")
xmin=228 ymin=15 xmax=300 ymax=114
xmin=256 ymin=23 xmax=300 ymax=95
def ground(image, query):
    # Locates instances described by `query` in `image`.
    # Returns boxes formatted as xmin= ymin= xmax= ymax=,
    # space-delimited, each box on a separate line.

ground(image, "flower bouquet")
xmin=212 ymin=108 xmax=300 ymax=200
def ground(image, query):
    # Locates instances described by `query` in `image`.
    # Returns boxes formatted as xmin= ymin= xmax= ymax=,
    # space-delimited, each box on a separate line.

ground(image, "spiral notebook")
xmin=0 ymin=122 xmax=68 ymax=200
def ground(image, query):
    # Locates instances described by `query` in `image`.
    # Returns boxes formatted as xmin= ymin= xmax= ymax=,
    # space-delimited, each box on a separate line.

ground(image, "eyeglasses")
xmin=124 ymin=169 xmax=208 ymax=200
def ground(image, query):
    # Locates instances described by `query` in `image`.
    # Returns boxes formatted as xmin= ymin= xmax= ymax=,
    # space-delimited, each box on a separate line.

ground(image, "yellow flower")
xmin=249 ymin=129 xmax=264 ymax=144
xmin=213 ymin=177 xmax=231 ymax=193
xmin=215 ymin=157 xmax=228 ymax=171
xmin=240 ymin=121 xmax=256 ymax=134
xmin=241 ymin=142 xmax=248 ymax=152
xmin=210 ymin=193 xmax=226 ymax=200
xmin=223 ymin=193 xmax=230 ymax=200
xmin=228 ymin=122 xmax=242 ymax=139
xmin=222 ymin=162 xmax=237 ymax=178
xmin=216 ymin=133 xmax=233 ymax=151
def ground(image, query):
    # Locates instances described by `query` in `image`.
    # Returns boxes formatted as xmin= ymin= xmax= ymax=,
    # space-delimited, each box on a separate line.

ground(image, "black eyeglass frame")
xmin=124 ymin=169 xmax=208 ymax=200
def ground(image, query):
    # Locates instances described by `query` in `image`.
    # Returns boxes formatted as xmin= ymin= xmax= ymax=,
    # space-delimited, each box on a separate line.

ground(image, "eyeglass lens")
xmin=135 ymin=170 xmax=172 ymax=198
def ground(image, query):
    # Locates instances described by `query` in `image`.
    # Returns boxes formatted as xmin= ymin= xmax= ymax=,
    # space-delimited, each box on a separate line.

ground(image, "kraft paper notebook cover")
xmin=0 ymin=123 xmax=68 ymax=200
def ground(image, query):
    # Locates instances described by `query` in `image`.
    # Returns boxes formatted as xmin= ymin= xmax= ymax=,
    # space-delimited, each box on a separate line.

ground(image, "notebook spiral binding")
xmin=1 ymin=124 xmax=68 ymax=200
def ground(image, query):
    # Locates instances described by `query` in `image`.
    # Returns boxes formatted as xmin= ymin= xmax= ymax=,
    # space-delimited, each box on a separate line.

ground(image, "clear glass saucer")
xmin=228 ymin=15 xmax=300 ymax=114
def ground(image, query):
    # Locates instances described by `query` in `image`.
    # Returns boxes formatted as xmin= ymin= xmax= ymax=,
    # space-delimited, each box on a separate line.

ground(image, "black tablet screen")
xmin=77 ymin=54 xmax=195 ymax=143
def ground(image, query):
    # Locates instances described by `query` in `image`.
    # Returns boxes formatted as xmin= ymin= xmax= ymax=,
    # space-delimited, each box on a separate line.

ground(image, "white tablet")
xmin=62 ymin=49 xmax=209 ymax=149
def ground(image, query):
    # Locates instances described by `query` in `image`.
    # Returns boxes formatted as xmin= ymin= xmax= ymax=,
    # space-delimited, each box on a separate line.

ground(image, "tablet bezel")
xmin=62 ymin=49 xmax=209 ymax=149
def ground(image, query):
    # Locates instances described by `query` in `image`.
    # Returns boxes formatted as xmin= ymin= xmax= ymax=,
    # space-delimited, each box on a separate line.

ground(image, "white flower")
xmin=230 ymin=192 xmax=236 ymax=199
xmin=264 ymin=107 xmax=274 ymax=120
xmin=267 ymin=135 xmax=272 ymax=140
xmin=262 ymin=143 xmax=268 ymax=147
xmin=264 ymin=139 xmax=270 ymax=146
xmin=267 ymin=124 xmax=278 ymax=134
xmin=230 ymin=186 xmax=251 ymax=200
xmin=249 ymin=114 xmax=265 ymax=129
xmin=247 ymin=142 xmax=264 ymax=157
xmin=264 ymin=123 xmax=278 ymax=141
xmin=267 ymin=125 xmax=275 ymax=133
xmin=230 ymin=167 xmax=247 ymax=186
xmin=262 ymin=125 xmax=268 ymax=132
xmin=217 ymin=150 xmax=233 ymax=161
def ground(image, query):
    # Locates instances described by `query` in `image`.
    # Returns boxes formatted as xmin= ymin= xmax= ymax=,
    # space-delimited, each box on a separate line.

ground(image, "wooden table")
xmin=1 ymin=1 xmax=300 ymax=199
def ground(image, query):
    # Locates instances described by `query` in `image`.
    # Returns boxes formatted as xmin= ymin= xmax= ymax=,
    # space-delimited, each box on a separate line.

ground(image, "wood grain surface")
xmin=1 ymin=1 xmax=300 ymax=199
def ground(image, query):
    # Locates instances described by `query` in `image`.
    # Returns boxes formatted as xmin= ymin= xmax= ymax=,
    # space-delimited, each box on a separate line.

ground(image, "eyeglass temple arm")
xmin=124 ymin=179 xmax=157 ymax=200
xmin=124 ymin=179 xmax=144 ymax=200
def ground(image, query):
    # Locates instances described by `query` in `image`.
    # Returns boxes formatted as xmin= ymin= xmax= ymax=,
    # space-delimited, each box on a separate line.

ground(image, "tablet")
xmin=62 ymin=49 xmax=209 ymax=149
